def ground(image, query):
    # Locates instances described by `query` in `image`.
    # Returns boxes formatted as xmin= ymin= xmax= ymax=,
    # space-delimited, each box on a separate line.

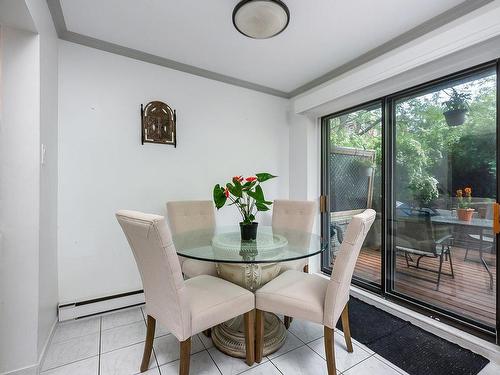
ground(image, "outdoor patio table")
xmin=172 ymin=225 xmax=327 ymax=359
xmin=431 ymin=215 xmax=494 ymax=288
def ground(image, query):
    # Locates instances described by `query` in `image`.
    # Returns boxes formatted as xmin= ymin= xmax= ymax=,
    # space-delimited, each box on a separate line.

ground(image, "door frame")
xmin=320 ymin=59 xmax=500 ymax=343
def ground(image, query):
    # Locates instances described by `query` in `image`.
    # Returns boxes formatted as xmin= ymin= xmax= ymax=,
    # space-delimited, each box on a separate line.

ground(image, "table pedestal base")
xmin=212 ymin=312 xmax=286 ymax=358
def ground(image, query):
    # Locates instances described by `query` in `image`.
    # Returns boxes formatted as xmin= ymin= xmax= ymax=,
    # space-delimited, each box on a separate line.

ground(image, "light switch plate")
xmin=41 ymin=144 xmax=46 ymax=165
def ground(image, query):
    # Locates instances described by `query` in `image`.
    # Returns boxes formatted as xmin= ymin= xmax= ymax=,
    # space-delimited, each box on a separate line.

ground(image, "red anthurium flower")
xmin=246 ymin=176 xmax=257 ymax=182
xmin=232 ymin=176 xmax=244 ymax=183
xmin=224 ymin=188 xmax=229 ymax=198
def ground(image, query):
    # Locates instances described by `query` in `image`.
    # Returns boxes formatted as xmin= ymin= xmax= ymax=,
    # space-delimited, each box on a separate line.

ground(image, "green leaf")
xmin=242 ymin=181 xmax=256 ymax=191
xmin=213 ymin=184 xmax=227 ymax=209
xmin=226 ymin=182 xmax=242 ymax=198
xmin=253 ymin=185 xmax=265 ymax=202
xmin=256 ymin=202 xmax=270 ymax=211
xmin=256 ymin=173 xmax=277 ymax=183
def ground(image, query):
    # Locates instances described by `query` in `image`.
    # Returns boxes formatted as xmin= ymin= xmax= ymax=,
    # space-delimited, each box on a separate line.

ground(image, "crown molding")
xmin=47 ymin=0 xmax=493 ymax=99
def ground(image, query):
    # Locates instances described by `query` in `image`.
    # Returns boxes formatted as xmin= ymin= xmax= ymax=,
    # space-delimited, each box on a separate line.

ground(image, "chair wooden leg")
xmin=324 ymin=326 xmax=336 ymax=375
xmin=341 ymin=305 xmax=353 ymax=353
xmin=255 ymin=309 xmax=264 ymax=363
xmin=202 ymin=328 xmax=211 ymax=338
xmin=179 ymin=337 xmax=191 ymax=375
xmin=244 ymin=310 xmax=255 ymax=366
xmin=141 ymin=315 xmax=156 ymax=372
xmin=284 ymin=316 xmax=293 ymax=329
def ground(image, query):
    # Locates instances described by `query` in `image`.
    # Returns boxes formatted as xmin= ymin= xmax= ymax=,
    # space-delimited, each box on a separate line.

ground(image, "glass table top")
xmin=172 ymin=226 xmax=326 ymax=264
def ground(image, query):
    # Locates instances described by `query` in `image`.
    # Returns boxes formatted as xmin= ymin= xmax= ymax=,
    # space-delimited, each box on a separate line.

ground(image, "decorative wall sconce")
xmin=141 ymin=101 xmax=177 ymax=147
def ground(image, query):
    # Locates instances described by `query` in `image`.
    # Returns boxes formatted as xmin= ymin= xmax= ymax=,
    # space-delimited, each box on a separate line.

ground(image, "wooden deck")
xmin=353 ymin=246 xmax=497 ymax=328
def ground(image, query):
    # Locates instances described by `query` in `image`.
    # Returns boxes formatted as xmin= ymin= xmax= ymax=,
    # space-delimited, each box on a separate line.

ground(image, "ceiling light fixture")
xmin=232 ymin=0 xmax=290 ymax=39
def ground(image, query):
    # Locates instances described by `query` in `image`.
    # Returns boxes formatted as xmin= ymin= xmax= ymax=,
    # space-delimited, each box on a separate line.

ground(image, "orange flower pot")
xmin=457 ymin=208 xmax=474 ymax=222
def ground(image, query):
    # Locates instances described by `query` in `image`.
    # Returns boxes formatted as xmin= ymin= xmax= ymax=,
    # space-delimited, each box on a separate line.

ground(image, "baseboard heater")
xmin=58 ymin=290 xmax=145 ymax=321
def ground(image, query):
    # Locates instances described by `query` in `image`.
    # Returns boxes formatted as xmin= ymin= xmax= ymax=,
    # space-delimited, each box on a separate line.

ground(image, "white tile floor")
xmin=41 ymin=306 xmax=500 ymax=375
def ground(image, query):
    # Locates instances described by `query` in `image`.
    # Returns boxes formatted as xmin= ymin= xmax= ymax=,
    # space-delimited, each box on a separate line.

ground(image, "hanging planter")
xmin=443 ymin=108 xmax=468 ymax=127
xmin=442 ymin=88 xmax=470 ymax=127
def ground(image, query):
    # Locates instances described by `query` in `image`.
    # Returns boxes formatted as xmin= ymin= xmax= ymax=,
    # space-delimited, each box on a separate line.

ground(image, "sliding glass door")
xmin=389 ymin=65 xmax=497 ymax=330
xmin=322 ymin=102 xmax=383 ymax=288
xmin=321 ymin=61 xmax=499 ymax=339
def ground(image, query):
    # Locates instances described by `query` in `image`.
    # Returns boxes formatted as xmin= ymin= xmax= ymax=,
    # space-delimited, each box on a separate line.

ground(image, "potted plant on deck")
xmin=442 ymin=89 xmax=471 ymax=127
xmin=456 ymin=187 xmax=474 ymax=221
xmin=213 ymin=173 xmax=277 ymax=241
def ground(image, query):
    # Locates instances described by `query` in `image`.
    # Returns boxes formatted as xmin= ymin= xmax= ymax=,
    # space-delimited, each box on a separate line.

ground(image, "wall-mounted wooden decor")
xmin=141 ymin=101 xmax=177 ymax=147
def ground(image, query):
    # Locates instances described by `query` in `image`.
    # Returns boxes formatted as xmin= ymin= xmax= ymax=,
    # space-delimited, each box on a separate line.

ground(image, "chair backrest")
xmin=272 ymin=200 xmax=316 ymax=232
xmin=116 ymin=210 xmax=191 ymax=341
xmin=166 ymin=200 xmax=215 ymax=235
xmin=323 ymin=209 xmax=376 ymax=328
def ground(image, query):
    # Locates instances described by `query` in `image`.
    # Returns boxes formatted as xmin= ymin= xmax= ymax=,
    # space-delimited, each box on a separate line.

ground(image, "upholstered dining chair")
xmin=272 ymin=199 xmax=316 ymax=328
xmin=255 ymin=209 xmax=376 ymax=375
xmin=166 ymin=200 xmax=218 ymax=278
xmin=116 ymin=210 xmax=255 ymax=375
xmin=272 ymin=199 xmax=316 ymax=273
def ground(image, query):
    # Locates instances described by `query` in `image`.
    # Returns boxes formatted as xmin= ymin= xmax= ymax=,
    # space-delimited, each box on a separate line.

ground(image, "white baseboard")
xmin=58 ymin=292 xmax=145 ymax=321
xmin=36 ymin=318 xmax=58 ymax=374
xmin=0 ymin=317 xmax=57 ymax=375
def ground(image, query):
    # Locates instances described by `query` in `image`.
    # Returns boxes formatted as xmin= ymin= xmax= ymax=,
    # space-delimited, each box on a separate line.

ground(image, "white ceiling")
xmin=60 ymin=0 xmax=467 ymax=93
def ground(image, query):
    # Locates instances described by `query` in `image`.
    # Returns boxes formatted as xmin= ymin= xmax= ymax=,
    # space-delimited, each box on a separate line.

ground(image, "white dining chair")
xmin=272 ymin=199 xmax=316 ymax=328
xmin=166 ymin=200 xmax=218 ymax=278
xmin=116 ymin=210 xmax=255 ymax=375
xmin=255 ymin=209 xmax=376 ymax=374
xmin=272 ymin=199 xmax=316 ymax=273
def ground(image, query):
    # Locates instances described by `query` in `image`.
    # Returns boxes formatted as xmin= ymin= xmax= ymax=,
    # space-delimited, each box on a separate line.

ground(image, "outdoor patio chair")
xmin=395 ymin=210 xmax=454 ymax=289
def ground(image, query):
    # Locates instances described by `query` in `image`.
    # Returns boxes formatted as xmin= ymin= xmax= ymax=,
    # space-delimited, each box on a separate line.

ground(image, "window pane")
xmin=392 ymin=68 xmax=497 ymax=328
xmin=325 ymin=103 xmax=382 ymax=285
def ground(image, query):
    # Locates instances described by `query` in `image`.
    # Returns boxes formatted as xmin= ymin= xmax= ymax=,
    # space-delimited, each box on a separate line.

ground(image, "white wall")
xmin=58 ymin=41 xmax=290 ymax=303
xmin=0 ymin=26 xmax=40 ymax=375
xmin=0 ymin=1 xmax=58 ymax=372
xmin=26 ymin=0 xmax=59 ymax=359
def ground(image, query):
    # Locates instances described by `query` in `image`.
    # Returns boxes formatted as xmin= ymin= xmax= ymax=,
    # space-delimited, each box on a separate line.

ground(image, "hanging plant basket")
xmin=443 ymin=108 xmax=467 ymax=127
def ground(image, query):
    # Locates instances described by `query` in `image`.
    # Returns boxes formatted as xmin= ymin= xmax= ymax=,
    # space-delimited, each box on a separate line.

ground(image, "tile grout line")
xmin=98 ymin=317 xmax=102 ymax=375
xmin=205 ymin=348 xmax=223 ymax=375
xmin=40 ymin=355 xmax=100 ymax=373
xmin=270 ymin=360 xmax=285 ymax=375
xmin=341 ymin=353 xmax=376 ymax=374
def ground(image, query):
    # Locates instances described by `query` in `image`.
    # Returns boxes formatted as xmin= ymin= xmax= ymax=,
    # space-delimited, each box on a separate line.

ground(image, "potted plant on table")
xmin=442 ymin=88 xmax=471 ymax=127
xmin=456 ymin=187 xmax=474 ymax=221
xmin=213 ymin=173 xmax=277 ymax=241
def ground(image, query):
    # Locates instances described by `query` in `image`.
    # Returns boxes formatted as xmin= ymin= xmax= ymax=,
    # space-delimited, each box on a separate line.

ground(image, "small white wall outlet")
xmin=41 ymin=144 xmax=46 ymax=165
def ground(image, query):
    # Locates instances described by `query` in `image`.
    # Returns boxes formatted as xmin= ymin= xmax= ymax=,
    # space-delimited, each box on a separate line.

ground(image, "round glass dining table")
xmin=173 ymin=226 xmax=326 ymax=359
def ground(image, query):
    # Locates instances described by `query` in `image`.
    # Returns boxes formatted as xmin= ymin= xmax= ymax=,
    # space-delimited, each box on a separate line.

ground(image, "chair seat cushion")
xmin=182 ymin=259 xmax=218 ymax=278
xmin=185 ymin=275 xmax=254 ymax=335
xmin=255 ymin=270 xmax=328 ymax=324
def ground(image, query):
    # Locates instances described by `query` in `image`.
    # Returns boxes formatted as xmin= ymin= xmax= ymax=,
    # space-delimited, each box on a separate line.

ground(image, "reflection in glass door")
xmin=322 ymin=102 xmax=383 ymax=287
xmin=390 ymin=66 xmax=497 ymax=329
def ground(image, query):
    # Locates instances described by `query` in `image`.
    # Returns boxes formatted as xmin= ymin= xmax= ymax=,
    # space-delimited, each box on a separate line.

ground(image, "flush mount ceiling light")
xmin=233 ymin=0 xmax=290 ymax=39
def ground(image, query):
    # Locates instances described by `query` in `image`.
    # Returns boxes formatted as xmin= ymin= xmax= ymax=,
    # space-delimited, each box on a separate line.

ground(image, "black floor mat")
xmin=337 ymin=297 xmax=490 ymax=375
